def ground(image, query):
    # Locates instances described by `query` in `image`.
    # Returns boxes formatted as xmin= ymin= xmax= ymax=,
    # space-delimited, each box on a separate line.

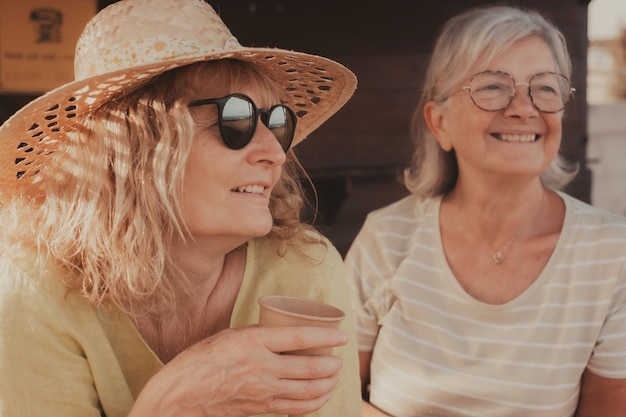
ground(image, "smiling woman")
xmin=0 ymin=0 xmax=363 ymax=416
xmin=345 ymin=5 xmax=626 ymax=417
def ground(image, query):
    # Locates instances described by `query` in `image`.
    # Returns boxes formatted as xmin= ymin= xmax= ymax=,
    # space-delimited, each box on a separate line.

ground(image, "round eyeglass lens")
xmin=468 ymin=72 xmax=514 ymax=111
xmin=529 ymin=73 xmax=570 ymax=112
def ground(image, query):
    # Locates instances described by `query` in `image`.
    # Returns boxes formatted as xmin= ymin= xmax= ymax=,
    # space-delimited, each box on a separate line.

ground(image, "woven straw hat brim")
xmin=0 ymin=1 xmax=357 ymax=202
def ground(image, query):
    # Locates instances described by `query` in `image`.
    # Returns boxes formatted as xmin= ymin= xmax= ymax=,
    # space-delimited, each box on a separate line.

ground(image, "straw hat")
xmin=0 ymin=0 xmax=357 ymax=202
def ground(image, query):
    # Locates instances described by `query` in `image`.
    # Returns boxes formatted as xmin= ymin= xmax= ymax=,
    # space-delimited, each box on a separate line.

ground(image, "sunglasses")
xmin=188 ymin=93 xmax=296 ymax=152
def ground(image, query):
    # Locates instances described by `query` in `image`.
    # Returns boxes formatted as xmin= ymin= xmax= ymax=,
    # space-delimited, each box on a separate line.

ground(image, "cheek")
xmin=181 ymin=143 xmax=221 ymax=205
xmin=545 ymin=115 xmax=563 ymax=145
xmin=183 ymin=153 xmax=206 ymax=194
xmin=445 ymin=106 xmax=493 ymax=145
xmin=184 ymin=136 xmax=223 ymax=181
xmin=428 ymin=100 xmax=473 ymax=151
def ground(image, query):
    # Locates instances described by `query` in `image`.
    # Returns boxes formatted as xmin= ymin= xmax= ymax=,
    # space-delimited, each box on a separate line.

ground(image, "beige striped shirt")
xmin=345 ymin=191 xmax=626 ymax=417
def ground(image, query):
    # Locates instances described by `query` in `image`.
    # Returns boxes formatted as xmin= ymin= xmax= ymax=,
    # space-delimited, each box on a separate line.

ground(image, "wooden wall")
xmin=0 ymin=0 xmax=593 ymax=255
xmin=211 ymin=0 xmax=592 ymax=254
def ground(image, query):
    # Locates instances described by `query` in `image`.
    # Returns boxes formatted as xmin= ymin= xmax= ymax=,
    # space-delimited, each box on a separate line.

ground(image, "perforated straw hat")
xmin=0 ymin=0 xmax=357 ymax=202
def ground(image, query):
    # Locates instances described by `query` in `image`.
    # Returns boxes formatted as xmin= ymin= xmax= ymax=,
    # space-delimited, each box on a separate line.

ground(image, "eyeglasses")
xmin=462 ymin=71 xmax=575 ymax=113
xmin=188 ymin=93 xmax=296 ymax=152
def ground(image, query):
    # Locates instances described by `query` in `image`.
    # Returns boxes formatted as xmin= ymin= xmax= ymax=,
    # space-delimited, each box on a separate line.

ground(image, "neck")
xmin=450 ymin=185 xmax=547 ymax=265
xmin=133 ymin=243 xmax=247 ymax=362
xmin=451 ymin=177 xmax=545 ymax=228
xmin=170 ymin=235 xmax=246 ymax=289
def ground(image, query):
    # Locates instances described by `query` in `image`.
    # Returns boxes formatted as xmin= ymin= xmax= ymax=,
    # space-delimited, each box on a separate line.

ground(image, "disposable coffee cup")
xmin=258 ymin=295 xmax=345 ymax=355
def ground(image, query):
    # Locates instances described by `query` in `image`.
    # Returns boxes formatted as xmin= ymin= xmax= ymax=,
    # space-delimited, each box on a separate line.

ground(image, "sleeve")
xmin=344 ymin=216 xmax=393 ymax=352
xmin=0 ymin=259 xmax=103 ymax=417
xmin=587 ymin=261 xmax=626 ymax=378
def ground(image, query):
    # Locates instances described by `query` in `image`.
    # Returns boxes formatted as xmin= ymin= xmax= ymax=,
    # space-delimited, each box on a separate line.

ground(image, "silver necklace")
xmin=461 ymin=192 xmax=544 ymax=265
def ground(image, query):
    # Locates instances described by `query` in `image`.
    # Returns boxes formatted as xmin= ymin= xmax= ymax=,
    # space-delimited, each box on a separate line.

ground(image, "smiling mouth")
xmin=232 ymin=185 xmax=266 ymax=194
xmin=492 ymin=133 xmax=540 ymax=143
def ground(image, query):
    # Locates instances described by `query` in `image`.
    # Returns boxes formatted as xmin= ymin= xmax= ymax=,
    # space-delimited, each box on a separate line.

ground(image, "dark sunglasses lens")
xmin=266 ymin=106 xmax=295 ymax=151
xmin=220 ymin=96 xmax=255 ymax=149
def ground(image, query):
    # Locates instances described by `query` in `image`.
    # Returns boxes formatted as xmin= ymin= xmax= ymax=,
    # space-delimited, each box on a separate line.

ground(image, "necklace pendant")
xmin=492 ymin=252 xmax=504 ymax=265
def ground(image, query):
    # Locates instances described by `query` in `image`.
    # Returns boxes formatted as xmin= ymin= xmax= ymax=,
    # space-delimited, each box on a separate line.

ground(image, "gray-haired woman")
xmin=346 ymin=5 xmax=626 ymax=417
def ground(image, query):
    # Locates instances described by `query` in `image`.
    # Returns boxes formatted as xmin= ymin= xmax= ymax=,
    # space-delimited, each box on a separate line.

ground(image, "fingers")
xmin=268 ymin=393 xmax=333 ymax=416
xmin=260 ymin=325 xmax=348 ymax=355
xmin=266 ymin=375 xmax=340 ymax=416
xmin=273 ymin=374 xmax=340 ymax=400
xmin=274 ymin=353 xmax=344 ymax=380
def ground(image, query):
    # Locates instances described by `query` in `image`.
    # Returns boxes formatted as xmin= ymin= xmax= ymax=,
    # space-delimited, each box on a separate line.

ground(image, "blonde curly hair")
xmin=0 ymin=60 xmax=321 ymax=315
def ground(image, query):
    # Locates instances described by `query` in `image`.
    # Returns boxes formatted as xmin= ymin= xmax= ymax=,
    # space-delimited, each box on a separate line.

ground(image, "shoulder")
xmin=0 ymin=246 xmax=99 ymax=345
xmin=561 ymin=192 xmax=626 ymax=235
xmin=356 ymin=194 xmax=438 ymax=248
xmin=558 ymin=193 xmax=626 ymax=276
xmin=250 ymin=229 xmax=342 ymax=270
xmin=0 ymin=245 xmax=63 ymax=297
xmin=365 ymin=194 xmax=435 ymax=230
xmin=0 ymin=245 xmax=94 ymax=322
xmin=238 ymin=232 xmax=348 ymax=315
xmin=346 ymin=194 xmax=440 ymax=272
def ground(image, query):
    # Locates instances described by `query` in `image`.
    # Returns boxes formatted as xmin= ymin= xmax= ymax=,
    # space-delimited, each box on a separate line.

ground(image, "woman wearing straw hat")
xmin=345 ymin=5 xmax=626 ymax=417
xmin=0 ymin=0 xmax=362 ymax=416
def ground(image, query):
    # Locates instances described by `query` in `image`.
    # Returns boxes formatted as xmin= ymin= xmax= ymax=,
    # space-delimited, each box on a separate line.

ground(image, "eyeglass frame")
xmin=188 ymin=93 xmax=296 ymax=152
xmin=461 ymin=70 xmax=576 ymax=113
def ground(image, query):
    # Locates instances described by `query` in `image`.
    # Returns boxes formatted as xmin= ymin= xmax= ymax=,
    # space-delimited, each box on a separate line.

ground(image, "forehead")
xmin=484 ymin=36 xmax=557 ymax=77
xmin=190 ymin=62 xmax=282 ymax=107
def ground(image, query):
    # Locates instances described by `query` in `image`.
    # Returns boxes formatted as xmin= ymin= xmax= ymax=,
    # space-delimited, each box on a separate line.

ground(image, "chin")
xmin=244 ymin=217 xmax=275 ymax=238
xmin=253 ymin=224 xmax=275 ymax=238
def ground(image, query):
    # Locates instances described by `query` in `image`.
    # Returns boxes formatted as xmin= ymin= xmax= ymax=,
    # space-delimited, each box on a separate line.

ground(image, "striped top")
xmin=345 ymin=191 xmax=626 ymax=417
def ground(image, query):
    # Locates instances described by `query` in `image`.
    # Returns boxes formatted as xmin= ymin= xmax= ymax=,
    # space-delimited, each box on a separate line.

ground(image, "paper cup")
xmin=258 ymin=295 xmax=345 ymax=355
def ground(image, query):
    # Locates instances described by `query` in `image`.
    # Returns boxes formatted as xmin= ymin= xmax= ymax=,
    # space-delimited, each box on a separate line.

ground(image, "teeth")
xmin=235 ymin=185 xmax=265 ymax=194
xmin=499 ymin=134 xmax=537 ymax=142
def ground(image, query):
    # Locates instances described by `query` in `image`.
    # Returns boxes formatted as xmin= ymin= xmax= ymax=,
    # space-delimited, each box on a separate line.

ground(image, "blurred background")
xmin=0 ymin=0 xmax=624 ymax=255
xmin=586 ymin=0 xmax=626 ymax=218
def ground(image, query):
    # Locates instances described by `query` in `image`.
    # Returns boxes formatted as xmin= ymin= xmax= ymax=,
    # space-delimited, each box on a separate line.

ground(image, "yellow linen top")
xmin=0 ymin=234 xmax=362 ymax=417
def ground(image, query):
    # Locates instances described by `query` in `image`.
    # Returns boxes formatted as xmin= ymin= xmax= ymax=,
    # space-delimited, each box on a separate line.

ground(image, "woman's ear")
xmin=424 ymin=101 xmax=454 ymax=151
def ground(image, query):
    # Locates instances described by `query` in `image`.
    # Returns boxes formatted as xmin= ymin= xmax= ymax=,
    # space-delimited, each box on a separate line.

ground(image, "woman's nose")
xmin=504 ymin=82 xmax=539 ymax=117
xmin=246 ymin=120 xmax=287 ymax=165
